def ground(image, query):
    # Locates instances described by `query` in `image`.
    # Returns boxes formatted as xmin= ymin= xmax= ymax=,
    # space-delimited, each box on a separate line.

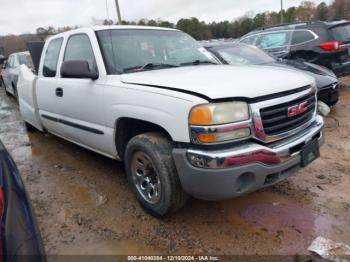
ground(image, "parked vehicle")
xmin=0 ymin=140 xmax=46 ymax=261
xmin=18 ymin=26 xmax=324 ymax=216
xmin=204 ymin=42 xmax=340 ymax=106
xmin=0 ymin=55 xmax=6 ymax=67
xmin=0 ymin=55 xmax=6 ymax=86
xmin=1 ymin=51 xmax=33 ymax=99
xmin=240 ymin=20 xmax=350 ymax=76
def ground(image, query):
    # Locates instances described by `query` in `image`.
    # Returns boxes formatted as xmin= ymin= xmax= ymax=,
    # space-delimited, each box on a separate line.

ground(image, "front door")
xmin=53 ymin=33 xmax=107 ymax=153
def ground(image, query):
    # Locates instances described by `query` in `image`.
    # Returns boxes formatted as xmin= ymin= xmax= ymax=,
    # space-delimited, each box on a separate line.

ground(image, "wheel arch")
xmin=115 ymin=117 xmax=174 ymax=160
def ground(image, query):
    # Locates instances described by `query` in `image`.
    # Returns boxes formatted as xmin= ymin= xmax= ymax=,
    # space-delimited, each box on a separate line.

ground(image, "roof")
xmin=8 ymin=51 xmax=30 ymax=56
xmin=250 ymin=20 xmax=350 ymax=33
xmin=91 ymin=25 xmax=178 ymax=32
xmin=45 ymin=25 xmax=180 ymax=43
xmin=16 ymin=51 xmax=30 ymax=56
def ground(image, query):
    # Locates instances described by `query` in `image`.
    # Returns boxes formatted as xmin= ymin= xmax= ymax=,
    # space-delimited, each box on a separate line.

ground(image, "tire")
xmin=125 ymin=132 xmax=189 ymax=216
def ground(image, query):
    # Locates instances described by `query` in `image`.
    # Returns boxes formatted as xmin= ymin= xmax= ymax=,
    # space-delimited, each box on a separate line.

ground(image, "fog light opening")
xmin=235 ymin=172 xmax=255 ymax=193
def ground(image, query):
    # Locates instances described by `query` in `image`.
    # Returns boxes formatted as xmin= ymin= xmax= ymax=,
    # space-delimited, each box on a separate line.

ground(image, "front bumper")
xmin=173 ymin=116 xmax=324 ymax=200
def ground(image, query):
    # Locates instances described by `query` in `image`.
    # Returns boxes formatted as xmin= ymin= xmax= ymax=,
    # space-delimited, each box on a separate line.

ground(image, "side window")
xmin=43 ymin=38 xmax=63 ymax=77
xmin=64 ymin=34 xmax=97 ymax=72
xmin=291 ymin=30 xmax=316 ymax=45
xmin=256 ymin=32 xmax=291 ymax=49
xmin=240 ymin=35 xmax=258 ymax=45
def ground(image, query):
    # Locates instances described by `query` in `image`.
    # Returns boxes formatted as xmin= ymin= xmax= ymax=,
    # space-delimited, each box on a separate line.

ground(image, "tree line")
xmin=0 ymin=0 xmax=349 ymax=56
xmin=115 ymin=0 xmax=349 ymax=40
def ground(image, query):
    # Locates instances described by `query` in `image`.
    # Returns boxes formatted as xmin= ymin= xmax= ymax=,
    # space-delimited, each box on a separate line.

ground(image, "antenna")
xmin=115 ymin=0 xmax=122 ymax=24
xmin=105 ymin=0 xmax=111 ymax=24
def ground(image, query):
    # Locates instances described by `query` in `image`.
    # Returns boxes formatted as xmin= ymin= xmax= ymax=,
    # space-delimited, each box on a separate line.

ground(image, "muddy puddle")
xmin=0 ymin=79 xmax=350 ymax=256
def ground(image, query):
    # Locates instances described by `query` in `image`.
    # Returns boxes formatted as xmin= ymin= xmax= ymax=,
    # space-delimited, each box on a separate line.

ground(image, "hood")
xmin=121 ymin=65 xmax=315 ymax=100
xmin=272 ymin=60 xmax=338 ymax=89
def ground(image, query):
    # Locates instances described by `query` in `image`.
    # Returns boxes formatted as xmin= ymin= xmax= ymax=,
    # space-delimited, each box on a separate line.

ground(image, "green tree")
xmin=295 ymin=1 xmax=316 ymax=21
xmin=176 ymin=18 xmax=207 ymax=40
xmin=285 ymin=7 xmax=296 ymax=22
xmin=137 ymin=19 xmax=147 ymax=26
xmin=158 ymin=21 xmax=174 ymax=28
xmin=329 ymin=0 xmax=350 ymax=20
xmin=315 ymin=2 xmax=329 ymax=20
xmin=253 ymin=13 xmax=266 ymax=28
xmin=236 ymin=16 xmax=254 ymax=36
xmin=147 ymin=20 xmax=158 ymax=27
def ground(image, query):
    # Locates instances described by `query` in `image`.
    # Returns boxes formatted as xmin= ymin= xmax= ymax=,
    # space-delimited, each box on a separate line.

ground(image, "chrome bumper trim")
xmin=187 ymin=115 xmax=324 ymax=169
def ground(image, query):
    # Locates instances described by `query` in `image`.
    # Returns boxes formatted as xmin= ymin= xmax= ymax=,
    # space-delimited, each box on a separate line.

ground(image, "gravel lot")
xmin=1 ymin=77 xmax=350 ymax=257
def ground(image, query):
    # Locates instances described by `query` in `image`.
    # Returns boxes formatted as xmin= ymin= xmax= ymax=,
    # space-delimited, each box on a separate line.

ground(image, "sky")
xmin=0 ymin=0 xmax=332 ymax=35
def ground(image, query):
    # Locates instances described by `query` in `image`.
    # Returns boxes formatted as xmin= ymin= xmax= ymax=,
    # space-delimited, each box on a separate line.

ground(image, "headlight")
xmin=189 ymin=101 xmax=249 ymax=125
xmin=189 ymin=102 xmax=251 ymax=144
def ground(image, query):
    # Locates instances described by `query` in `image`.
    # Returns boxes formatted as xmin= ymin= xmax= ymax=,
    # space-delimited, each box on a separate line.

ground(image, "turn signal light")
xmin=189 ymin=106 xmax=212 ymax=125
xmin=197 ymin=133 xmax=216 ymax=143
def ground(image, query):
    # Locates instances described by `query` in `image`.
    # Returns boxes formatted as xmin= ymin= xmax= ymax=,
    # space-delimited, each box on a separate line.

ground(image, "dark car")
xmin=205 ymin=42 xmax=340 ymax=106
xmin=0 ymin=140 xmax=46 ymax=262
xmin=239 ymin=20 xmax=350 ymax=76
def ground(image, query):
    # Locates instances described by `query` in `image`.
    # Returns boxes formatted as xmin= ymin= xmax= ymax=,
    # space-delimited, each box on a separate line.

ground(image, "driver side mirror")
xmin=2 ymin=61 xmax=7 ymax=69
xmin=60 ymin=60 xmax=99 ymax=80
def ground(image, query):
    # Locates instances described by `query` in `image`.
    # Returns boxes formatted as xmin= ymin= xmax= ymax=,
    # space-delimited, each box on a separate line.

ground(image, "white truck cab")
xmin=18 ymin=26 xmax=324 ymax=216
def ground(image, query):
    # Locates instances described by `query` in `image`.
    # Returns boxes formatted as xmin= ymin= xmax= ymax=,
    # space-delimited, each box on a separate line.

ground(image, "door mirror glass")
xmin=2 ymin=61 xmax=7 ymax=69
xmin=61 ymin=60 xmax=99 ymax=80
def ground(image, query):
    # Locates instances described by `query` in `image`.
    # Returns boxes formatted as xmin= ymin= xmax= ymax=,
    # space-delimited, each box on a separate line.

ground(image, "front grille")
xmin=260 ymin=93 xmax=316 ymax=136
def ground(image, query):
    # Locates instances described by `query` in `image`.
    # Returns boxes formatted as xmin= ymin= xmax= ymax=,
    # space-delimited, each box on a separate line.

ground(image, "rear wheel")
xmin=125 ymin=132 xmax=189 ymax=216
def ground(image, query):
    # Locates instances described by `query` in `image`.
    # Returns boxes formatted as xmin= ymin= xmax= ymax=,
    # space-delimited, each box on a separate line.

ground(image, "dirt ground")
xmin=1 ymin=77 xmax=350 ymax=258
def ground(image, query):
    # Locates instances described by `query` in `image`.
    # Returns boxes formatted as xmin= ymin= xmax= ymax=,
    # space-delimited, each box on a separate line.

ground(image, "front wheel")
xmin=125 ymin=132 xmax=189 ymax=216
xmin=24 ymin=122 xmax=37 ymax=132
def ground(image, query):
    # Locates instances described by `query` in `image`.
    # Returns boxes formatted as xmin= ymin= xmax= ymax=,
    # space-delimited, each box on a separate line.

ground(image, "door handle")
xmin=56 ymin=88 xmax=63 ymax=97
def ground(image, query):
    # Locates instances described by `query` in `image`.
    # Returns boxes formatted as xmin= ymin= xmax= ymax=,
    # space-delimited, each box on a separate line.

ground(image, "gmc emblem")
xmin=288 ymin=101 xmax=309 ymax=117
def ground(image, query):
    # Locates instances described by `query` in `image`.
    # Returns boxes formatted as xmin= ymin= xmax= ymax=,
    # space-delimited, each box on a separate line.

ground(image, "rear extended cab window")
xmin=42 ymin=38 xmax=63 ymax=77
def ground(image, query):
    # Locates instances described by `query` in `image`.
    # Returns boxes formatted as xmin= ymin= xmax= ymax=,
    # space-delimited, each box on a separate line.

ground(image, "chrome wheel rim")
xmin=131 ymin=151 xmax=161 ymax=204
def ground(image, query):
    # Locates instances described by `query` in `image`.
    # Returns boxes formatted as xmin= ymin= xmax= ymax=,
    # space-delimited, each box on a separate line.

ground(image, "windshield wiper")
xmin=180 ymin=60 xmax=218 ymax=66
xmin=123 ymin=63 xmax=179 ymax=73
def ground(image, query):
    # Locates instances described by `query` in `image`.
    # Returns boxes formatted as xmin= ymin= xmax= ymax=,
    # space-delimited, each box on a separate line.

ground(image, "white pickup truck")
xmin=18 ymin=26 xmax=324 ymax=216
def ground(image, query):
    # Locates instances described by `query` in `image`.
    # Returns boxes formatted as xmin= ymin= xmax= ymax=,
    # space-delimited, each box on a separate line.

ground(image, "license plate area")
xmin=301 ymin=139 xmax=320 ymax=167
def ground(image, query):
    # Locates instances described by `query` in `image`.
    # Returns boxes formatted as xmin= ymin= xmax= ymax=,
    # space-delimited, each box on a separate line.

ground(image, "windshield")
xmin=96 ymin=29 xmax=217 ymax=74
xmin=215 ymin=45 xmax=276 ymax=65
xmin=332 ymin=24 xmax=350 ymax=43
